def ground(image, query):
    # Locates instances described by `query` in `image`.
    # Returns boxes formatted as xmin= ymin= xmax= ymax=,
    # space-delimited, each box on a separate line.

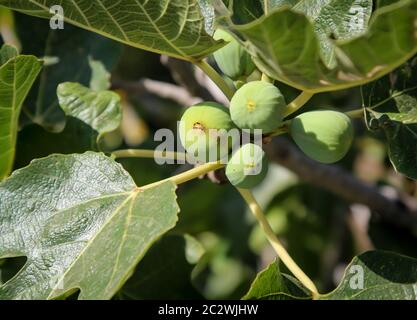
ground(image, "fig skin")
xmin=230 ymin=81 xmax=286 ymax=133
xmin=226 ymin=143 xmax=268 ymax=189
xmin=179 ymin=102 xmax=234 ymax=163
xmin=213 ymin=29 xmax=255 ymax=80
xmin=289 ymin=110 xmax=354 ymax=164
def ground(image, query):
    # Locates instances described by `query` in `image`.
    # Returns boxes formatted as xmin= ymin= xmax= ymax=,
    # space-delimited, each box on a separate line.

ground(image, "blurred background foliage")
xmin=0 ymin=8 xmax=416 ymax=299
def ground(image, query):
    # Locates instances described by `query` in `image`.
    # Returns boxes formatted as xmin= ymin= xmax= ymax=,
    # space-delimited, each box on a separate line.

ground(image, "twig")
xmin=112 ymin=77 xmax=201 ymax=107
xmin=160 ymin=56 xmax=214 ymax=101
xmin=161 ymin=56 xmax=230 ymax=106
xmin=265 ymin=137 xmax=417 ymax=231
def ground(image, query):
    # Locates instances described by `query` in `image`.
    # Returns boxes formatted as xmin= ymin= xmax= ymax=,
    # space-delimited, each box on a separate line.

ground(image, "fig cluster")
xmin=180 ymin=80 xmax=286 ymax=189
xmin=179 ymin=36 xmax=354 ymax=188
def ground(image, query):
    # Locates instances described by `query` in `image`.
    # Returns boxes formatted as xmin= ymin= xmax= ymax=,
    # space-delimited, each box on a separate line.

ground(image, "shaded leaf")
xmin=322 ymin=251 xmax=417 ymax=300
xmin=15 ymin=117 xmax=99 ymax=170
xmin=120 ymin=234 xmax=205 ymax=299
xmin=0 ymin=152 xmax=179 ymax=300
xmin=15 ymin=13 xmax=122 ymax=130
xmin=0 ymin=47 xmax=42 ymax=180
xmin=1 ymin=0 xmax=223 ymax=61
xmin=243 ymin=260 xmax=311 ymax=300
xmin=363 ymin=56 xmax=417 ymax=123
xmin=362 ymin=56 xmax=417 ymax=178
xmin=227 ymin=0 xmax=264 ymax=24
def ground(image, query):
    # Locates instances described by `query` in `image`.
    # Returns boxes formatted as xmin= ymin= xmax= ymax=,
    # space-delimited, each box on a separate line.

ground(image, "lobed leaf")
xmin=0 ymin=152 xmax=179 ymax=300
xmin=224 ymin=0 xmax=417 ymax=92
xmin=0 ymin=0 xmax=223 ymax=62
xmin=268 ymin=0 xmax=373 ymax=68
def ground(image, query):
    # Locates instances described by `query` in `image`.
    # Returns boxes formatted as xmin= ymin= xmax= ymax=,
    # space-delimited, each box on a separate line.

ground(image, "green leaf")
xmin=120 ymin=234 xmax=205 ymax=299
xmin=270 ymin=0 xmax=373 ymax=68
xmin=0 ymin=48 xmax=42 ymax=181
xmin=57 ymin=82 xmax=122 ymax=142
xmin=228 ymin=0 xmax=264 ymax=24
xmin=0 ymin=0 xmax=223 ymax=61
xmin=376 ymin=0 xmax=400 ymax=8
xmin=0 ymin=152 xmax=179 ymax=300
xmin=322 ymin=251 xmax=417 ymax=299
xmin=15 ymin=13 xmax=122 ymax=130
xmin=362 ymin=56 xmax=417 ymax=178
xmin=243 ymin=260 xmax=311 ymax=300
xmin=225 ymin=0 xmax=417 ymax=92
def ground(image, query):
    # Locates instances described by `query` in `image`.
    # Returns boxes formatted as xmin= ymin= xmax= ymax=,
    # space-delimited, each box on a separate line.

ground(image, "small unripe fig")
xmin=179 ymin=102 xmax=234 ymax=163
xmin=289 ymin=110 xmax=354 ymax=164
xmin=213 ymin=29 xmax=255 ymax=80
xmin=226 ymin=143 xmax=268 ymax=189
xmin=230 ymin=81 xmax=286 ymax=133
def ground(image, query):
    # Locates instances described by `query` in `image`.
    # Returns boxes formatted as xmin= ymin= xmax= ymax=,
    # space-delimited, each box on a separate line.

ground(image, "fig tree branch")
xmin=112 ymin=77 xmax=201 ymax=107
xmin=265 ymin=137 xmax=417 ymax=231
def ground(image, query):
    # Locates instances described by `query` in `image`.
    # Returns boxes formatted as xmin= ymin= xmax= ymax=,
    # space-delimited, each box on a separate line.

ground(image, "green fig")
xmin=179 ymin=102 xmax=235 ymax=163
xmin=289 ymin=110 xmax=354 ymax=164
xmin=213 ymin=29 xmax=255 ymax=80
xmin=226 ymin=143 xmax=268 ymax=189
xmin=230 ymin=81 xmax=286 ymax=133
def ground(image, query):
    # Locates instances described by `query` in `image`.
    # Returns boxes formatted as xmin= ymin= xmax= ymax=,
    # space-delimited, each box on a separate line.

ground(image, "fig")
xmin=226 ymin=143 xmax=268 ymax=189
xmin=179 ymin=102 xmax=234 ymax=163
xmin=230 ymin=81 xmax=286 ymax=133
xmin=213 ymin=29 xmax=255 ymax=80
xmin=289 ymin=110 xmax=354 ymax=164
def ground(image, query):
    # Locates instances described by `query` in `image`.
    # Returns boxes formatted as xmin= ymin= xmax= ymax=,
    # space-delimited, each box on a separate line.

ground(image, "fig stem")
xmin=270 ymin=121 xmax=290 ymax=137
xmin=261 ymin=73 xmax=272 ymax=83
xmin=263 ymin=0 xmax=269 ymax=15
xmin=237 ymin=188 xmax=320 ymax=299
xmin=345 ymin=108 xmax=365 ymax=118
xmin=142 ymin=161 xmax=225 ymax=190
xmin=283 ymin=91 xmax=314 ymax=118
xmin=111 ymin=149 xmax=185 ymax=161
xmin=195 ymin=59 xmax=235 ymax=100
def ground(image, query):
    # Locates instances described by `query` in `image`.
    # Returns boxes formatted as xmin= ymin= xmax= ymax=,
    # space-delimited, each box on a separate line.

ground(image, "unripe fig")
xmin=230 ymin=81 xmax=286 ymax=133
xmin=179 ymin=102 xmax=234 ymax=163
xmin=226 ymin=143 xmax=268 ymax=189
xmin=213 ymin=29 xmax=255 ymax=80
xmin=289 ymin=110 xmax=354 ymax=164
